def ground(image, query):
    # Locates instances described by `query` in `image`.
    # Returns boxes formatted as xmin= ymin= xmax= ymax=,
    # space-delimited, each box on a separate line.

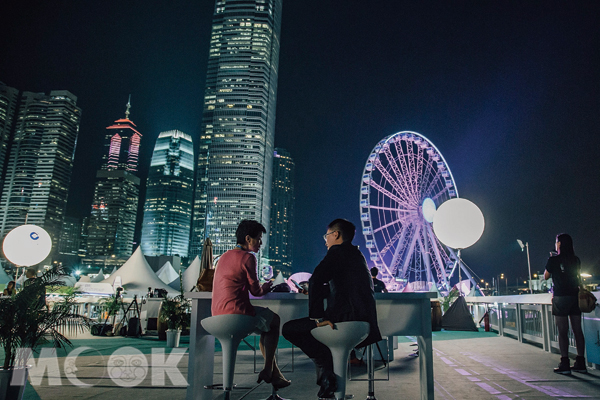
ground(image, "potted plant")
xmin=0 ymin=265 xmax=90 ymax=400
xmin=97 ymin=294 xmax=122 ymax=336
xmin=158 ymin=290 xmax=190 ymax=348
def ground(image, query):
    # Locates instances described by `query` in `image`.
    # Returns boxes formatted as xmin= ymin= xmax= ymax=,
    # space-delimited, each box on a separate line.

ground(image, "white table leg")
xmin=417 ymin=335 xmax=433 ymax=400
xmin=187 ymin=298 xmax=215 ymax=400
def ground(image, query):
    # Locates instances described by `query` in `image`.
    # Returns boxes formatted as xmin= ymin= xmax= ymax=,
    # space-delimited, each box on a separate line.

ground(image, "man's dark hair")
xmin=327 ymin=219 xmax=355 ymax=242
xmin=25 ymin=268 xmax=37 ymax=278
xmin=236 ymin=220 xmax=266 ymax=245
xmin=370 ymin=267 xmax=379 ymax=277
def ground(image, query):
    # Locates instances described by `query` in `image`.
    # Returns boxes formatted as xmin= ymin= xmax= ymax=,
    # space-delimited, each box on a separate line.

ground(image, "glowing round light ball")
xmin=3 ymin=224 xmax=52 ymax=266
xmin=421 ymin=197 xmax=436 ymax=223
xmin=433 ymin=198 xmax=484 ymax=249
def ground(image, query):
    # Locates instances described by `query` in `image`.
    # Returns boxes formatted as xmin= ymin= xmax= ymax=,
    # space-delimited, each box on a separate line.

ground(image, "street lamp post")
xmin=517 ymin=239 xmax=533 ymax=294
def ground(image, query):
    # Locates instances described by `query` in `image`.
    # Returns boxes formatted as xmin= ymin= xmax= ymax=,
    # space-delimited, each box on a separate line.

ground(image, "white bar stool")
xmin=311 ymin=321 xmax=370 ymax=400
xmin=201 ymin=314 xmax=258 ymax=400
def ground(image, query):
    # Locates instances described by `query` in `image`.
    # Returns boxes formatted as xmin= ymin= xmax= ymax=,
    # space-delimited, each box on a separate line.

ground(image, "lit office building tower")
xmin=0 ymin=83 xmax=19 ymax=181
xmin=0 ymin=89 xmax=81 ymax=245
xmin=141 ymin=130 xmax=194 ymax=257
xmin=78 ymin=216 xmax=89 ymax=257
xmin=268 ymin=148 xmax=294 ymax=277
xmin=58 ymin=216 xmax=82 ymax=255
xmin=86 ymin=99 xmax=141 ymax=258
xmin=190 ymin=0 xmax=283 ymax=258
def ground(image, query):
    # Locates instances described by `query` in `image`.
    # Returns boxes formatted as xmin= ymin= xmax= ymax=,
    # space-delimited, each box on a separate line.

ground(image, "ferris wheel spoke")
xmin=412 ymin=146 xmax=424 ymax=198
xmin=369 ymin=205 xmax=411 ymax=213
xmin=415 ymin=146 xmax=426 ymax=196
xmin=369 ymin=181 xmax=403 ymax=204
xmin=374 ymin=158 xmax=412 ymax=203
xmin=422 ymin=172 xmax=446 ymax=201
xmin=397 ymin=224 xmax=421 ymax=279
xmin=373 ymin=217 xmax=402 ymax=234
xmin=377 ymin=226 xmax=404 ymax=257
xmin=431 ymin=189 xmax=448 ymax=202
xmin=404 ymin=142 xmax=419 ymax=196
xmin=417 ymin=228 xmax=433 ymax=283
xmin=392 ymin=142 xmax=420 ymax=204
xmin=420 ymin=160 xmax=442 ymax=198
xmin=426 ymin=225 xmax=449 ymax=290
xmin=381 ymin=148 xmax=416 ymax=201
xmin=388 ymin=224 xmax=412 ymax=274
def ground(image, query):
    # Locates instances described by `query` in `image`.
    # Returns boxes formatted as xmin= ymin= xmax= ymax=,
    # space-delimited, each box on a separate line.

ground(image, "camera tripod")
xmin=116 ymin=295 xmax=144 ymax=337
xmin=95 ymin=295 xmax=144 ymax=337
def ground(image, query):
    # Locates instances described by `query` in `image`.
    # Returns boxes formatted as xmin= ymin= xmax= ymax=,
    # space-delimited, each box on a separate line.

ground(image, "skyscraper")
xmin=190 ymin=0 xmax=283 ymax=258
xmin=141 ymin=130 xmax=194 ymax=257
xmin=269 ymin=148 xmax=294 ymax=277
xmin=0 ymin=83 xmax=19 ymax=182
xmin=86 ymin=99 xmax=141 ymax=259
xmin=0 ymin=88 xmax=81 ymax=247
xmin=58 ymin=216 xmax=82 ymax=256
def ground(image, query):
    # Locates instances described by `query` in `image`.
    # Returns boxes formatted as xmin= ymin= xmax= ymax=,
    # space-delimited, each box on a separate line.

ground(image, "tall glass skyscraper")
xmin=0 ymin=89 xmax=81 ymax=247
xmin=141 ymin=130 xmax=194 ymax=257
xmin=269 ymin=148 xmax=294 ymax=277
xmin=0 ymin=83 xmax=19 ymax=183
xmin=86 ymin=100 xmax=141 ymax=259
xmin=190 ymin=0 xmax=283 ymax=258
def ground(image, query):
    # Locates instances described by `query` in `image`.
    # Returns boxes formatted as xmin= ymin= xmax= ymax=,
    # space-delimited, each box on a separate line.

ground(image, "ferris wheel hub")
xmin=421 ymin=197 xmax=436 ymax=223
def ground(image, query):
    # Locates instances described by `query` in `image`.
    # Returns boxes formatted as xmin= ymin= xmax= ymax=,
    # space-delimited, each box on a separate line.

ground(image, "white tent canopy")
xmin=101 ymin=247 xmax=175 ymax=295
xmin=90 ymin=268 xmax=105 ymax=283
xmin=169 ymin=255 xmax=200 ymax=292
xmin=156 ymin=261 xmax=179 ymax=285
xmin=0 ymin=267 xmax=12 ymax=285
xmin=61 ymin=275 xmax=78 ymax=287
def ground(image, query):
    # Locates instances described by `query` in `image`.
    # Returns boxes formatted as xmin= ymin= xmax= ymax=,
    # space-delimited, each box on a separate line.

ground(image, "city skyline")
xmin=0 ymin=1 xmax=599 ymax=281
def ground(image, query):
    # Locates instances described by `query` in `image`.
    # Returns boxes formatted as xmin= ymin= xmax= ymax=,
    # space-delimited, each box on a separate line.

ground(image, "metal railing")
xmin=465 ymin=293 xmax=591 ymax=355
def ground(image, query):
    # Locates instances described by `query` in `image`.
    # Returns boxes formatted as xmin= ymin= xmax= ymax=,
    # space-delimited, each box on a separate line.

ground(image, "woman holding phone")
xmin=544 ymin=233 xmax=586 ymax=374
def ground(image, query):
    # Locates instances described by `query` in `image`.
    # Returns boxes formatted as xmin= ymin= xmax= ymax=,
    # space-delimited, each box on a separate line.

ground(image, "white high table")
xmin=186 ymin=292 xmax=435 ymax=400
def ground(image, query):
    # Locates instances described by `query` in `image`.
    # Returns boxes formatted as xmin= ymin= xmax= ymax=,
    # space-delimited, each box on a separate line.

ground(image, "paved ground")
xmin=19 ymin=330 xmax=600 ymax=400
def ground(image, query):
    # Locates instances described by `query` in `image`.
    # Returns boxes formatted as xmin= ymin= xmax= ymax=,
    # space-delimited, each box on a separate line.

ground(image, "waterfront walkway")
xmin=21 ymin=329 xmax=600 ymax=400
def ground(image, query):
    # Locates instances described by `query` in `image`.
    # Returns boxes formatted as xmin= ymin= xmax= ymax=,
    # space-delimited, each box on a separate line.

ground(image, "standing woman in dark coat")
xmin=544 ymin=233 xmax=586 ymax=374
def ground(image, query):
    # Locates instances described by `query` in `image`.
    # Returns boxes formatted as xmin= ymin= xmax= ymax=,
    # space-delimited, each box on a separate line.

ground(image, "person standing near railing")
xmin=544 ymin=233 xmax=586 ymax=374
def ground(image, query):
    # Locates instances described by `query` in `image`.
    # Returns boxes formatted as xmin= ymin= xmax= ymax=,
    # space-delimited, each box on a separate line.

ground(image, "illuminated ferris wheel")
xmin=360 ymin=131 xmax=462 ymax=292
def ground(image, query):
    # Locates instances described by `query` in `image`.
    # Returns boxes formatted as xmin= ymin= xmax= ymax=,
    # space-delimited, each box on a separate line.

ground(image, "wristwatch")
xmin=315 ymin=318 xmax=325 ymax=325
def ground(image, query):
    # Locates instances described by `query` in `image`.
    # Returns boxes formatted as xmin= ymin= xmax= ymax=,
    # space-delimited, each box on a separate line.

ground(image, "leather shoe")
xmin=317 ymin=370 xmax=337 ymax=399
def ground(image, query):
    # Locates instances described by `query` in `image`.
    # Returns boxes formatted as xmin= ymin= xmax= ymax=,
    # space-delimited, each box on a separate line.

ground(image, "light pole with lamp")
xmin=433 ymin=198 xmax=485 ymax=296
xmin=517 ymin=239 xmax=533 ymax=294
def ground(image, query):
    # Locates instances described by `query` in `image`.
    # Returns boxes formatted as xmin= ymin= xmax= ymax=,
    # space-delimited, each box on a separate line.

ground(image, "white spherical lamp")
xmin=3 ymin=224 xmax=52 ymax=266
xmin=433 ymin=198 xmax=484 ymax=250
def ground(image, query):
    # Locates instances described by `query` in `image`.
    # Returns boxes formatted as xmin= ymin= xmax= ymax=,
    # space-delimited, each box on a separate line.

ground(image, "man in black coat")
xmin=282 ymin=219 xmax=381 ymax=399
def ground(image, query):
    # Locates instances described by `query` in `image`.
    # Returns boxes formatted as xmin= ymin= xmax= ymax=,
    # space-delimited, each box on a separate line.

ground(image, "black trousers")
xmin=282 ymin=317 xmax=332 ymax=366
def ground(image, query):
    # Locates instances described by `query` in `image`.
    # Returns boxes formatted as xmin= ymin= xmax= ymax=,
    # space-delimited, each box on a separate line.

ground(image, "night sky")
xmin=1 ymin=1 xmax=599 ymax=284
